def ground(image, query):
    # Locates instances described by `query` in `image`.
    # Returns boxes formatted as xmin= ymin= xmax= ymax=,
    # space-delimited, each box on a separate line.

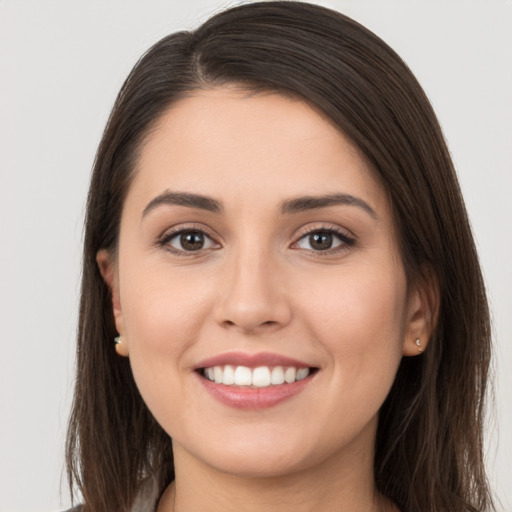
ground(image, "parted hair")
xmin=66 ymin=2 xmax=494 ymax=511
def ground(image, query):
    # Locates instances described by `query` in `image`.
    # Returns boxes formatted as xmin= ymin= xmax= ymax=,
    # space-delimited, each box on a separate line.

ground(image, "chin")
xmin=203 ymin=446 xmax=312 ymax=479
xmin=174 ymin=418 xmax=372 ymax=480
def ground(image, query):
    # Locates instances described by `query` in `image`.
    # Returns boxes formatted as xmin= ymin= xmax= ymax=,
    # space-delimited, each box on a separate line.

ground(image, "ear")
xmin=96 ymin=249 xmax=129 ymax=357
xmin=402 ymin=267 xmax=439 ymax=357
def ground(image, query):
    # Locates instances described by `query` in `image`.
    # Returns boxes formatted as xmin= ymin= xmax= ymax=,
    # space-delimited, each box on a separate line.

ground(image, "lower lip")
xmin=197 ymin=372 xmax=315 ymax=410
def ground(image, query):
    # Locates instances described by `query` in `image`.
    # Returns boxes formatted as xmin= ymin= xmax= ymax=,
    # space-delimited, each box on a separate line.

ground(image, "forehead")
xmin=128 ymin=87 xmax=388 ymax=215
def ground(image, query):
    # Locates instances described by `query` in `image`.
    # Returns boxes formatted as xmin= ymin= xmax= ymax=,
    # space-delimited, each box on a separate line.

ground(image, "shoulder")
xmin=61 ymin=507 xmax=83 ymax=512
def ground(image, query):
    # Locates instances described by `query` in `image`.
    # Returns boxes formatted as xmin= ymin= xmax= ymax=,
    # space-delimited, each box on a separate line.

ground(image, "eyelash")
xmin=156 ymin=224 xmax=356 ymax=256
xmin=156 ymin=224 xmax=219 ymax=256
xmin=292 ymin=225 xmax=356 ymax=255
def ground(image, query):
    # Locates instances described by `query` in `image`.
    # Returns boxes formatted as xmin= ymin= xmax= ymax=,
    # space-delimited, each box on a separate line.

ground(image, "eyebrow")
xmin=279 ymin=193 xmax=378 ymax=219
xmin=142 ymin=190 xmax=377 ymax=220
xmin=142 ymin=191 xmax=223 ymax=217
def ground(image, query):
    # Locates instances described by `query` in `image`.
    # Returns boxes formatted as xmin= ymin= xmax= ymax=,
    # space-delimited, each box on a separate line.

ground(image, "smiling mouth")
xmin=198 ymin=365 xmax=318 ymax=388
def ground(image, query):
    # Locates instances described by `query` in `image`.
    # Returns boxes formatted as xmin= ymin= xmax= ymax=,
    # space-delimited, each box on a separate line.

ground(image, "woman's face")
xmin=102 ymin=87 xmax=426 ymax=478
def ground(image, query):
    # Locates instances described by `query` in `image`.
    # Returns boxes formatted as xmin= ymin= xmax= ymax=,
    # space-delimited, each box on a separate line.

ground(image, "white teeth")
xmin=214 ymin=366 xmax=223 ymax=384
xmin=271 ymin=366 xmax=285 ymax=385
xmin=234 ymin=366 xmax=252 ymax=386
xmin=222 ymin=365 xmax=235 ymax=385
xmin=203 ymin=365 xmax=311 ymax=387
xmin=252 ymin=366 xmax=271 ymax=387
xmin=284 ymin=367 xmax=296 ymax=384
xmin=296 ymin=368 xmax=309 ymax=381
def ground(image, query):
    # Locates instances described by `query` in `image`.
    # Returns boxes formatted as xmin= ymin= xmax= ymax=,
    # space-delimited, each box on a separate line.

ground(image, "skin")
xmin=98 ymin=87 xmax=434 ymax=512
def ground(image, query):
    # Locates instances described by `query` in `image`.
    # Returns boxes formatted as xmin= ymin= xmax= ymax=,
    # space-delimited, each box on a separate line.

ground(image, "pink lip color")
xmin=197 ymin=372 xmax=314 ymax=410
xmin=194 ymin=351 xmax=311 ymax=370
xmin=194 ymin=351 xmax=316 ymax=410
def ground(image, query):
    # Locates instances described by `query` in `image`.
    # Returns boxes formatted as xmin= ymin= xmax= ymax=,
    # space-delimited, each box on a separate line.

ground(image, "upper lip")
xmin=194 ymin=351 xmax=314 ymax=370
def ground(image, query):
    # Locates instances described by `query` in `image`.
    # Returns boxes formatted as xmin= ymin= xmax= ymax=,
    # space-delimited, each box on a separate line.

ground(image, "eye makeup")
xmin=292 ymin=224 xmax=356 ymax=256
xmin=154 ymin=221 xmax=357 ymax=258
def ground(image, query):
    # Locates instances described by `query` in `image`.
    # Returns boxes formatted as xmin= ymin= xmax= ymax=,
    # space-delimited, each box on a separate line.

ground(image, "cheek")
xmin=118 ymin=260 xmax=214 ymax=401
xmin=120 ymin=248 xmax=215 ymax=341
xmin=297 ymin=261 xmax=407 ymax=383
xmin=291 ymin=264 xmax=407 ymax=439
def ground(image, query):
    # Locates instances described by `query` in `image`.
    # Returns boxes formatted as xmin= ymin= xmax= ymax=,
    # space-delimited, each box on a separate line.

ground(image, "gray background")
xmin=1 ymin=1 xmax=510 ymax=510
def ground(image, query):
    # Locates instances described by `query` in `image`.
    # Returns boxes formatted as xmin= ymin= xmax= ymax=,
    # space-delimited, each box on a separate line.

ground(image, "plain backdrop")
xmin=0 ymin=1 xmax=510 ymax=511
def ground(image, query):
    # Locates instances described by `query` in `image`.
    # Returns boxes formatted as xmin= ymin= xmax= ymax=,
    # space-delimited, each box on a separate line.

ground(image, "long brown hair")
xmin=66 ymin=2 xmax=494 ymax=511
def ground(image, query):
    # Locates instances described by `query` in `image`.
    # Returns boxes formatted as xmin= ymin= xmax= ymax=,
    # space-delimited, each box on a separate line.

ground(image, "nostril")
xmin=221 ymin=318 xmax=280 ymax=332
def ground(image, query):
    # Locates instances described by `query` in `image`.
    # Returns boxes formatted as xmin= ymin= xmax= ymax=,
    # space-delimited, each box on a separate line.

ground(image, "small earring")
xmin=415 ymin=338 xmax=423 ymax=353
xmin=114 ymin=335 xmax=124 ymax=355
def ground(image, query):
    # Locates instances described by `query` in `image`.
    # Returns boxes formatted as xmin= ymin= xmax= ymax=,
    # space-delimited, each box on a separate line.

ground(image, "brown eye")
xmin=309 ymin=232 xmax=333 ymax=251
xmin=165 ymin=229 xmax=216 ymax=253
xmin=295 ymin=228 xmax=354 ymax=253
xmin=180 ymin=231 xmax=205 ymax=251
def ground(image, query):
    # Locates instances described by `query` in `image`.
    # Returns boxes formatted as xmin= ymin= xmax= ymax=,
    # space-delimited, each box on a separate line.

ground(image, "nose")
xmin=214 ymin=249 xmax=292 ymax=334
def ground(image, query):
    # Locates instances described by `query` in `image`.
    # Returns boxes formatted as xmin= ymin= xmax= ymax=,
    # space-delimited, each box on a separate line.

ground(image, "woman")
xmin=65 ymin=2 xmax=495 ymax=511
